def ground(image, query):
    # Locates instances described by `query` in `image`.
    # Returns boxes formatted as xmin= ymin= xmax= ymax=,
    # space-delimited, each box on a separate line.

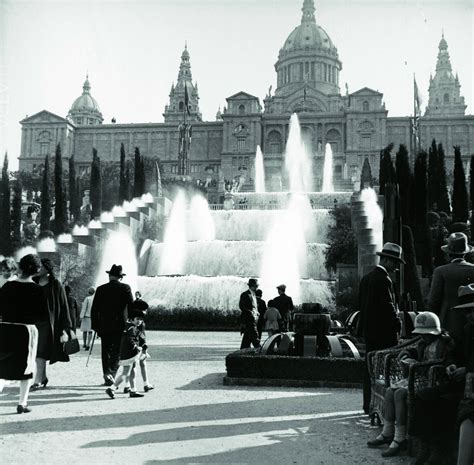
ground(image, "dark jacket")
xmin=119 ymin=320 xmax=141 ymax=361
xmin=239 ymin=290 xmax=258 ymax=326
xmin=272 ymin=294 xmax=294 ymax=319
xmin=428 ymin=260 xmax=474 ymax=342
xmin=402 ymin=332 xmax=456 ymax=366
xmin=67 ymin=294 xmax=79 ymax=329
xmin=91 ymin=280 xmax=133 ymax=335
xmin=357 ymin=266 xmax=401 ymax=348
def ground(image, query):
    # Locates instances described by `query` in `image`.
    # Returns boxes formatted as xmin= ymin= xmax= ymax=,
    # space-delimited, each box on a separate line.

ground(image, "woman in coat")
xmin=33 ymin=258 xmax=72 ymax=389
xmin=0 ymin=254 xmax=49 ymax=412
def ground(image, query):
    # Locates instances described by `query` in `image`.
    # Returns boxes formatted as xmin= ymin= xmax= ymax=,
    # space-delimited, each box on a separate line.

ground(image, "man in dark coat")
xmin=357 ymin=242 xmax=404 ymax=414
xmin=272 ymin=284 xmax=294 ymax=332
xmin=255 ymin=289 xmax=267 ymax=339
xmin=239 ymin=278 xmax=261 ymax=349
xmin=428 ymin=232 xmax=474 ymax=345
xmin=91 ymin=264 xmax=133 ymax=386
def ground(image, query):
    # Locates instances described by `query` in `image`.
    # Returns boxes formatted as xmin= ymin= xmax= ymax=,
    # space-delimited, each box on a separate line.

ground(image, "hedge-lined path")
xmin=0 ymin=331 xmax=410 ymax=464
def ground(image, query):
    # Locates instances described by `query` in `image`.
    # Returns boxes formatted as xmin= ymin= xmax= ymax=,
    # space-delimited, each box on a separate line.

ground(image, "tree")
xmin=69 ymin=154 xmax=80 ymax=223
xmin=125 ymin=164 xmax=131 ymax=201
xmin=119 ymin=143 xmax=127 ymax=204
xmin=0 ymin=153 xmax=11 ymax=255
xmin=395 ymin=144 xmax=413 ymax=226
xmin=402 ymin=225 xmax=424 ymax=311
xmin=437 ymin=143 xmax=451 ymax=215
xmin=379 ymin=143 xmax=396 ymax=195
xmin=470 ymin=155 xmax=474 ymax=241
xmin=90 ymin=148 xmax=102 ymax=220
xmin=40 ymin=155 xmax=51 ymax=232
xmin=133 ymin=147 xmax=146 ymax=198
xmin=413 ymin=151 xmax=432 ymax=276
xmin=11 ymin=179 xmax=22 ymax=251
xmin=53 ymin=143 xmax=68 ymax=234
xmin=452 ymin=146 xmax=469 ymax=223
xmin=427 ymin=139 xmax=439 ymax=211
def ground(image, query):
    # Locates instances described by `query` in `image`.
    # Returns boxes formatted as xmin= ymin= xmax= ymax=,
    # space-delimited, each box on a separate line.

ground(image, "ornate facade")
xmin=19 ymin=0 xmax=474 ymax=191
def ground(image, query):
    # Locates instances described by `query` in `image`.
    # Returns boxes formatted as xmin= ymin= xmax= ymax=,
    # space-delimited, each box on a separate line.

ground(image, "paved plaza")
xmin=0 ymin=331 xmax=411 ymax=464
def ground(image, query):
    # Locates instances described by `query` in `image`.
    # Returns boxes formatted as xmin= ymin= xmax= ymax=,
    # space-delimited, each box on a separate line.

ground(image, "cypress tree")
xmin=69 ymin=154 xmax=80 ymax=223
xmin=428 ymin=139 xmax=438 ymax=210
xmin=140 ymin=155 xmax=146 ymax=194
xmin=452 ymin=146 xmax=469 ymax=223
xmin=0 ymin=153 xmax=11 ymax=255
xmin=395 ymin=144 xmax=413 ymax=226
xmin=402 ymin=225 xmax=424 ymax=311
xmin=54 ymin=143 xmax=68 ymax=234
xmin=40 ymin=155 xmax=51 ymax=232
xmin=119 ymin=143 xmax=127 ymax=204
xmin=470 ymin=155 xmax=474 ymax=241
xmin=379 ymin=143 xmax=395 ymax=195
xmin=125 ymin=164 xmax=131 ymax=201
xmin=413 ymin=151 xmax=432 ymax=276
xmin=133 ymin=147 xmax=144 ymax=198
xmin=90 ymin=148 xmax=102 ymax=220
xmin=11 ymin=179 xmax=22 ymax=251
xmin=437 ymin=143 xmax=451 ymax=215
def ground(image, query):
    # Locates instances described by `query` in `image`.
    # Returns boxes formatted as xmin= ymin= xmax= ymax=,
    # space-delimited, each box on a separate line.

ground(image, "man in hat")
xmin=239 ymin=278 xmax=261 ymax=349
xmin=272 ymin=284 xmax=294 ymax=332
xmin=428 ymin=232 xmax=474 ymax=344
xmin=357 ymin=242 xmax=404 ymax=414
xmin=91 ymin=264 xmax=134 ymax=386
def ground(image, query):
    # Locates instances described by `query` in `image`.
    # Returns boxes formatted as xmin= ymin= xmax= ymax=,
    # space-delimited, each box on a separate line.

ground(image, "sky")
xmin=0 ymin=0 xmax=473 ymax=170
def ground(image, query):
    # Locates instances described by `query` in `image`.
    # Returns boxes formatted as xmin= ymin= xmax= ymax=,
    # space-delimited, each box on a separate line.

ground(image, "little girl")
xmin=79 ymin=287 xmax=95 ymax=350
xmin=263 ymin=300 xmax=282 ymax=337
xmin=105 ymin=308 xmax=146 ymax=399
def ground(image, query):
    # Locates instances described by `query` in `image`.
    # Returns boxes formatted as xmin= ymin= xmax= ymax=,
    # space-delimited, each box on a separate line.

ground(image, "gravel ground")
xmin=0 ymin=331 xmax=412 ymax=465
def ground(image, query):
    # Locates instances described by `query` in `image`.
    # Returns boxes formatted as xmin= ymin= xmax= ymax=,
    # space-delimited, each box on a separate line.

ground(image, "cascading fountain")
xmin=322 ymin=142 xmax=334 ymax=193
xmin=187 ymin=194 xmax=216 ymax=241
xmin=254 ymin=145 xmax=265 ymax=194
xmin=360 ymin=187 xmax=383 ymax=252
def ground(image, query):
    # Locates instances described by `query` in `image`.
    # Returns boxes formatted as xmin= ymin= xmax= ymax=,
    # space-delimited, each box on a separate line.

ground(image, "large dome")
xmin=68 ymin=76 xmax=103 ymax=125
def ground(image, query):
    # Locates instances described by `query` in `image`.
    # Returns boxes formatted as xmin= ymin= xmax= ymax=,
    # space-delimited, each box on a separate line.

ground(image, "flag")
xmin=184 ymin=83 xmax=191 ymax=115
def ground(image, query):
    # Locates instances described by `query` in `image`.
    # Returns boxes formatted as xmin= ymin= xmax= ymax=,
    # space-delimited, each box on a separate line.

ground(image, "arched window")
xmin=267 ymin=130 xmax=282 ymax=154
xmin=238 ymin=104 xmax=245 ymax=115
xmin=179 ymin=101 xmax=184 ymax=111
xmin=326 ymin=128 xmax=342 ymax=153
xmin=362 ymin=101 xmax=369 ymax=111
xmin=444 ymin=93 xmax=450 ymax=103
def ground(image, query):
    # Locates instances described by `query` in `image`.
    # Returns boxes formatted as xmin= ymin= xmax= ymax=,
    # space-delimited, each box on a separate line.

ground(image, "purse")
xmin=63 ymin=332 xmax=80 ymax=355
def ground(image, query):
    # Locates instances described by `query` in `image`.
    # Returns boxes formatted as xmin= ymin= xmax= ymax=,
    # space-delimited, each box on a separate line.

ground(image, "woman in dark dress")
xmin=0 ymin=254 xmax=49 ymax=413
xmin=33 ymin=258 xmax=72 ymax=389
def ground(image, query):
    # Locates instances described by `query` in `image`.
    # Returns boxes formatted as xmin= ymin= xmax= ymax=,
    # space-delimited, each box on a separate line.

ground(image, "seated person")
xmin=367 ymin=312 xmax=455 ymax=459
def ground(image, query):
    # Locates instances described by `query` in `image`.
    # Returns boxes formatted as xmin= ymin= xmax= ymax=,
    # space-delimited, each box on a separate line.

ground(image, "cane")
xmin=86 ymin=331 xmax=97 ymax=367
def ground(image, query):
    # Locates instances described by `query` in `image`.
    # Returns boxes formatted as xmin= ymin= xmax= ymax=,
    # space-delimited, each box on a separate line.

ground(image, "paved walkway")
xmin=0 ymin=331 xmax=411 ymax=464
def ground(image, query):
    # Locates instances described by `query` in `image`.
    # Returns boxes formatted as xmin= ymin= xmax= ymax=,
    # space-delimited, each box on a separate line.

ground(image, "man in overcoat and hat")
xmin=91 ymin=264 xmax=134 ymax=385
xmin=239 ymin=278 xmax=261 ymax=349
xmin=272 ymin=284 xmax=294 ymax=332
xmin=428 ymin=232 xmax=474 ymax=344
xmin=357 ymin=242 xmax=404 ymax=414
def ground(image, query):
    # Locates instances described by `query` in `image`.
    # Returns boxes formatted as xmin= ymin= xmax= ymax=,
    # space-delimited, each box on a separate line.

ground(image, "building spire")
xmin=301 ymin=0 xmax=315 ymax=23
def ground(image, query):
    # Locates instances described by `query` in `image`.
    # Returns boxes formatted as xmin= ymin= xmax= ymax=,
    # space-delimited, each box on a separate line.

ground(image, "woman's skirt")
xmin=80 ymin=317 xmax=92 ymax=332
xmin=119 ymin=352 xmax=140 ymax=367
xmin=36 ymin=320 xmax=52 ymax=360
xmin=0 ymin=323 xmax=38 ymax=380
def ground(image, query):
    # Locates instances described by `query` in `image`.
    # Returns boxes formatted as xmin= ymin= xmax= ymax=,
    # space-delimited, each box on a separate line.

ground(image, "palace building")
xmin=18 ymin=0 xmax=474 ymax=192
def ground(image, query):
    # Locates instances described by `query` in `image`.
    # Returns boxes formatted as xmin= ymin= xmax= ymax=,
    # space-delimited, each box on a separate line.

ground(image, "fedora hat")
xmin=441 ymin=232 xmax=472 ymax=255
xmin=247 ymin=278 xmax=258 ymax=287
xmin=376 ymin=242 xmax=405 ymax=264
xmin=106 ymin=264 xmax=126 ymax=277
xmin=453 ymin=284 xmax=474 ymax=309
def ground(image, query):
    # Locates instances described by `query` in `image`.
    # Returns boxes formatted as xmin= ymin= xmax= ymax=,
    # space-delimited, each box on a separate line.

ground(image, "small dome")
xmin=281 ymin=22 xmax=337 ymax=54
xmin=438 ymin=34 xmax=448 ymax=51
xmin=70 ymin=77 xmax=101 ymax=113
xmin=181 ymin=43 xmax=190 ymax=60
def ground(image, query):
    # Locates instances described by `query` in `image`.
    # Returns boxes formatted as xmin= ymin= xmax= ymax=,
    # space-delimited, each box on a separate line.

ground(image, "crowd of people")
xmin=0 ymin=256 xmax=154 ymax=413
xmin=358 ymin=235 xmax=474 ymax=465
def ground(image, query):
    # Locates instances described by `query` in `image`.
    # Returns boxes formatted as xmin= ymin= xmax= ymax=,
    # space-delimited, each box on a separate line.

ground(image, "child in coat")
xmin=105 ymin=308 xmax=146 ymax=399
xmin=263 ymin=299 xmax=282 ymax=337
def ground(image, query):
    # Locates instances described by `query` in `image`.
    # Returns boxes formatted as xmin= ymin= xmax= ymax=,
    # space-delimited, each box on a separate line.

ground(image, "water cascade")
xmin=254 ymin=145 xmax=266 ymax=193
xmin=95 ymin=230 xmax=138 ymax=294
xmin=187 ymin=194 xmax=216 ymax=241
xmin=159 ymin=190 xmax=187 ymax=275
xmin=322 ymin=143 xmax=334 ymax=193
xmin=361 ymin=187 xmax=383 ymax=252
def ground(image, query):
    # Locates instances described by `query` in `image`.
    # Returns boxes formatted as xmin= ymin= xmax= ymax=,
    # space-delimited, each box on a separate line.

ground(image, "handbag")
xmin=63 ymin=332 xmax=80 ymax=355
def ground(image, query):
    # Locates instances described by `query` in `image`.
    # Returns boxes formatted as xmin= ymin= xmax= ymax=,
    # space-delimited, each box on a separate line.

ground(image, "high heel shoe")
xmin=17 ymin=405 xmax=31 ymax=414
xmin=31 ymin=378 xmax=48 ymax=391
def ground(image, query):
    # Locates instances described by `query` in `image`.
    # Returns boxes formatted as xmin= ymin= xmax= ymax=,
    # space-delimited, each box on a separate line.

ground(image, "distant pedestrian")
xmin=0 ymin=254 xmax=49 ymax=413
xmin=255 ymin=289 xmax=267 ymax=339
xmin=263 ymin=299 xmax=282 ymax=337
xmin=272 ymin=284 xmax=294 ymax=332
xmin=356 ymin=242 xmax=403 ymax=414
xmin=80 ymin=287 xmax=95 ymax=350
xmin=0 ymin=257 xmax=18 ymax=289
xmin=65 ymin=285 xmax=80 ymax=331
xmin=105 ymin=308 xmax=146 ymax=399
xmin=239 ymin=278 xmax=261 ymax=349
xmin=428 ymin=232 xmax=474 ymax=345
xmin=91 ymin=264 xmax=133 ymax=386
